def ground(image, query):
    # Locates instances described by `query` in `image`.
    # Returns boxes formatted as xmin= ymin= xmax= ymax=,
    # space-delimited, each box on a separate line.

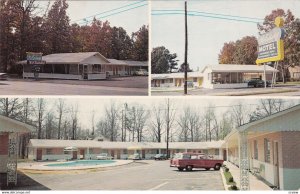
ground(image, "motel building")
xmin=151 ymin=71 xmax=203 ymax=88
xmin=151 ymin=64 xmax=278 ymax=89
xmin=17 ymin=52 xmax=148 ymax=80
xmin=223 ymin=104 xmax=300 ymax=190
xmin=27 ymin=140 xmax=224 ymax=161
xmin=0 ymin=115 xmax=33 ymax=186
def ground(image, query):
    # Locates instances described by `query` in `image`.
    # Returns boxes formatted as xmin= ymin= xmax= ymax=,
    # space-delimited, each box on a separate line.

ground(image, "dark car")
xmin=0 ymin=73 xmax=8 ymax=80
xmin=247 ymin=79 xmax=271 ymax=88
xmin=154 ymin=154 xmax=167 ymax=160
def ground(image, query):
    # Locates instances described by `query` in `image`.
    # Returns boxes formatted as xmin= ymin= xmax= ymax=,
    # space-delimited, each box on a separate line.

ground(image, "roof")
xmin=107 ymin=59 xmax=128 ymax=65
xmin=17 ymin=52 xmax=110 ymax=64
xmin=238 ymin=104 xmax=300 ymax=132
xmin=151 ymin=72 xmax=203 ymax=80
xmin=28 ymin=139 xmax=224 ymax=149
xmin=0 ymin=115 xmax=34 ymax=133
xmin=201 ymin=64 xmax=278 ymax=73
xmin=123 ymin=60 xmax=148 ymax=67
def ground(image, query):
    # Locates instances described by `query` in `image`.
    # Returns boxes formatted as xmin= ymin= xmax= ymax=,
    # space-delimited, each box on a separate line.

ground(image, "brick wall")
xmin=281 ymin=131 xmax=300 ymax=168
xmin=0 ymin=133 xmax=9 ymax=155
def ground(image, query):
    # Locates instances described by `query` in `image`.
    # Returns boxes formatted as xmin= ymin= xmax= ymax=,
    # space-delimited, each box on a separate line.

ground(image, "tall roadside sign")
xmin=26 ymin=52 xmax=45 ymax=80
xmin=256 ymin=17 xmax=285 ymax=88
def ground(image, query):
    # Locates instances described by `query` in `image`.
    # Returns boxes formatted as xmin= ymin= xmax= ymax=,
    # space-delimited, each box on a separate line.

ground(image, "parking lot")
xmin=151 ymin=85 xmax=300 ymax=96
xmin=16 ymin=160 xmax=224 ymax=190
xmin=0 ymin=76 xmax=148 ymax=96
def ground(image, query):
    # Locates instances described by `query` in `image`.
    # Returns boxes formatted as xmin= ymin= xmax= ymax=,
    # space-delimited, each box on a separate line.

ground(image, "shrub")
xmin=225 ymin=168 xmax=229 ymax=172
xmin=229 ymin=185 xmax=238 ymax=190
xmin=228 ymin=176 xmax=234 ymax=183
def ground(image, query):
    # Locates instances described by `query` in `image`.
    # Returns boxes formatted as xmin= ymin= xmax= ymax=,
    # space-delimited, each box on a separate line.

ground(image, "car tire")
xmin=205 ymin=168 xmax=210 ymax=171
xmin=214 ymin=164 xmax=221 ymax=171
xmin=186 ymin=165 xmax=193 ymax=171
xmin=178 ymin=167 xmax=184 ymax=171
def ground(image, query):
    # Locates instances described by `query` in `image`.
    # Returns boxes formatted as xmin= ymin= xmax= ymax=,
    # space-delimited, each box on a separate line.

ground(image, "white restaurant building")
xmin=18 ymin=52 xmax=148 ymax=80
xmin=151 ymin=64 xmax=278 ymax=89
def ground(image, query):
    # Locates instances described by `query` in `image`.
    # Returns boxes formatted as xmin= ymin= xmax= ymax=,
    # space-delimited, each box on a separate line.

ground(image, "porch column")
xmin=226 ymin=143 xmax=229 ymax=162
xmin=7 ymin=132 xmax=18 ymax=186
xmin=239 ymin=131 xmax=250 ymax=190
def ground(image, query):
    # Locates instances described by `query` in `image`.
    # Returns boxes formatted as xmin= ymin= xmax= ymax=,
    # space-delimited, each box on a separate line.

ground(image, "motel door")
xmin=73 ymin=151 xmax=77 ymax=160
xmin=274 ymin=142 xmax=280 ymax=189
xmin=117 ymin=150 xmax=121 ymax=159
xmin=111 ymin=150 xmax=115 ymax=158
xmin=142 ymin=150 xmax=146 ymax=159
xmin=223 ymin=150 xmax=227 ymax=161
xmin=80 ymin=149 xmax=85 ymax=159
xmin=36 ymin=149 xmax=42 ymax=160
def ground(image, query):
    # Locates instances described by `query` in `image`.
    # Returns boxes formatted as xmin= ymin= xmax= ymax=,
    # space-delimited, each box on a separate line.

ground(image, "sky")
xmin=151 ymin=0 xmax=300 ymax=71
xmin=38 ymin=97 xmax=298 ymax=130
xmin=37 ymin=0 xmax=148 ymax=35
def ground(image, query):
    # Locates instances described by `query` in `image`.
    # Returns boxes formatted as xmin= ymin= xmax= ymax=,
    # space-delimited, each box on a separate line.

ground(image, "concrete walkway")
xmin=224 ymin=161 xmax=272 ymax=190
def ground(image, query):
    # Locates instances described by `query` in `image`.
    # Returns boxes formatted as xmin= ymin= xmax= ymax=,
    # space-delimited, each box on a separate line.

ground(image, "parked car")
xmin=247 ymin=78 xmax=271 ymax=88
xmin=170 ymin=152 xmax=224 ymax=171
xmin=96 ymin=153 xmax=113 ymax=160
xmin=0 ymin=73 xmax=8 ymax=80
xmin=128 ymin=153 xmax=141 ymax=160
xmin=135 ymin=69 xmax=148 ymax=76
xmin=154 ymin=154 xmax=167 ymax=160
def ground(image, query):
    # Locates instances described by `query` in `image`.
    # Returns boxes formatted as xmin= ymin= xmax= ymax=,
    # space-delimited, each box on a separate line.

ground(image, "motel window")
xmin=162 ymin=80 xmax=165 ymax=84
xmin=254 ymin=140 xmax=258 ymax=160
xmin=89 ymin=149 xmax=94 ymax=154
xmin=214 ymin=149 xmax=219 ymax=156
xmin=264 ymin=138 xmax=271 ymax=163
xmin=203 ymin=150 xmax=208 ymax=154
xmin=193 ymin=78 xmax=197 ymax=82
xmin=169 ymin=79 xmax=173 ymax=83
xmin=46 ymin=149 xmax=52 ymax=155
xmin=123 ymin=149 xmax=128 ymax=154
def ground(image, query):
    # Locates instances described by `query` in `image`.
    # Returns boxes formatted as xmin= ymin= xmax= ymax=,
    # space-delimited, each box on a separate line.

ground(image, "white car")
xmin=128 ymin=153 xmax=141 ymax=160
xmin=135 ymin=69 xmax=148 ymax=76
xmin=96 ymin=153 xmax=113 ymax=160
xmin=0 ymin=73 xmax=8 ymax=80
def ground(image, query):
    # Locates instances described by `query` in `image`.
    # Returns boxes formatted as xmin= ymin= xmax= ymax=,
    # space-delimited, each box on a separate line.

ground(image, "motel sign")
xmin=256 ymin=17 xmax=285 ymax=64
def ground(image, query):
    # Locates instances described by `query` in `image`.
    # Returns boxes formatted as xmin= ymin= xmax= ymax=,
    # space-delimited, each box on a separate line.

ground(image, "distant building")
xmin=151 ymin=64 xmax=278 ymax=89
xmin=17 ymin=52 xmax=148 ymax=80
xmin=27 ymin=140 xmax=224 ymax=161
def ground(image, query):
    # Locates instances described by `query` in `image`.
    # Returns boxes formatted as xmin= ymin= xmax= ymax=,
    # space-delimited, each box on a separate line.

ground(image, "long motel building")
xmin=17 ymin=52 xmax=148 ymax=80
xmin=151 ymin=64 xmax=278 ymax=89
xmin=27 ymin=140 xmax=225 ymax=161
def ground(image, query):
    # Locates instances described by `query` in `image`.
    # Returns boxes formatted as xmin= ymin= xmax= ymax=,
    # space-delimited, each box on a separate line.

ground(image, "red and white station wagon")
xmin=170 ymin=152 xmax=224 ymax=171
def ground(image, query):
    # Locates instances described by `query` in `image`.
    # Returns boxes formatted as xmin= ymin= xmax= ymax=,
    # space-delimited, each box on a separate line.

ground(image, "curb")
xmin=220 ymin=168 xmax=229 ymax=191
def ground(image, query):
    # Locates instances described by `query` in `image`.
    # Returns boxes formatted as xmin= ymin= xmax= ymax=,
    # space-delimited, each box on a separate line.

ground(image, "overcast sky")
xmin=37 ymin=0 xmax=148 ymax=34
xmin=39 ymin=97 xmax=299 ymax=129
xmin=151 ymin=0 xmax=300 ymax=71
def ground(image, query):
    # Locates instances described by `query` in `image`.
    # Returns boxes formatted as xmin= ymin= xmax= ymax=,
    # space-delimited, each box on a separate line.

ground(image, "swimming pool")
xmin=46 ymin=160 xmax=115 ymax=167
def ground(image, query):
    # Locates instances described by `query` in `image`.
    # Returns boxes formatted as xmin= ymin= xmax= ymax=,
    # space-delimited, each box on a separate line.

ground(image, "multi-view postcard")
xmin=0 ymin=0 xmax=300 ymax=193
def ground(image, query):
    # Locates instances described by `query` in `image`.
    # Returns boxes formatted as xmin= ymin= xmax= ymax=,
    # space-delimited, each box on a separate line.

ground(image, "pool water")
xmin=46 ymin=160 xmax=115 ymax=167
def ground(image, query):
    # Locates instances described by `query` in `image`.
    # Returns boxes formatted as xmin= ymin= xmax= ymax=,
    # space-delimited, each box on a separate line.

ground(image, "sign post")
xmin=256 ymin=17 xmax=285 ymax=88
xmin=26 ymin=52 xmax=45 ymax=81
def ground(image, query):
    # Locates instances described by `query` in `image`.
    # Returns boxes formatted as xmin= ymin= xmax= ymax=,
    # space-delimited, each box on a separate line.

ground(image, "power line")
xmin=76 ymin=2 xmax=148 ymax=26
xmin=152 ymin=12 xmax=261 ymax=24
xmin=71 ymin=0 xmax=146 ymax=23
xmin=152 ymin=9 xmax=264 ymax=22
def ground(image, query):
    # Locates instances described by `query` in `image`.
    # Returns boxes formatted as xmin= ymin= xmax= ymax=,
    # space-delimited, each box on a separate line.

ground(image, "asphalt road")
xmin=151 ymin=85 xmax=300 ymax=96
xmin=0 ymin=77 xmax=148 ymax=96
xmin=20 ymin=160 xmax=224 ymax=190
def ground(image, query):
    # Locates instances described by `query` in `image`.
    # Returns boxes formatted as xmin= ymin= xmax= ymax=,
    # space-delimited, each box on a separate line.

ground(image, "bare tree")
xmin=70 ymin=103 xmax=78 ymax=140
xmin=0 ymin=98 xmax=22 ymax=119
xmin=56 ymin=98 xmax=66 ymax=139
xmin=230 ymin=101 xmax=249 ymax=127
xmin=34 ymin=98 xmax=45 ymax=139
xmin=45 ymin=111 xmax=55 ymax=139
xmin=150 ymin=104 xmax=164 ymax=142
xmin=165 ymin=99 xmax=176 ymax=158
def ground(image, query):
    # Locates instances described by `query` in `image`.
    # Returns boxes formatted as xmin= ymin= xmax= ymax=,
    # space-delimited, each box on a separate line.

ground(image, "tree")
xmin=70 ymin=103 xmax=78 ymax=140
xmin=111 ymin=26 xmax=133 ymax=60
xmin=44 ymin=0 xmax=71 ymax=53
xmin=56 ymin=99 xmax=66 ymax=139
xmin=149 ymin=104 xmax=164 ymax=142
xmin=131 ymin=25 xmax=148 ymax=61
xmin=151 ymin=46 xmax=178 ymax=73
xmin=178 ymin=62 xmax=192 ymax=72
xmin=230 ymin=102 xmax=250 ymax=127
xmin=0 ymin=98 xmax=22 ymax=119
xmin=34 ymin=98 xmax=46 ymax=139
xmin=218 ymin=42 xmax=236 ymax=64
xmin=165 ymin=99 xmax=176 ymax=158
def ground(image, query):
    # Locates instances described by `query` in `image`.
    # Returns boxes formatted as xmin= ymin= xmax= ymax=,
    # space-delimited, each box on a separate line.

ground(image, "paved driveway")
xmin=0 ymin=76 xmax=148 ymax=96
xmin=19 ymin=160 xmax=224 ymax=190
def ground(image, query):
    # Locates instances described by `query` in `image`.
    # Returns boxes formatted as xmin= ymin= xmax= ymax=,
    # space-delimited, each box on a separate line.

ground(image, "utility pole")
xmin=184 ymin=1 xmax=188 ymax=95
xmin=166 ymin=99 xmax=170 ymax=159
